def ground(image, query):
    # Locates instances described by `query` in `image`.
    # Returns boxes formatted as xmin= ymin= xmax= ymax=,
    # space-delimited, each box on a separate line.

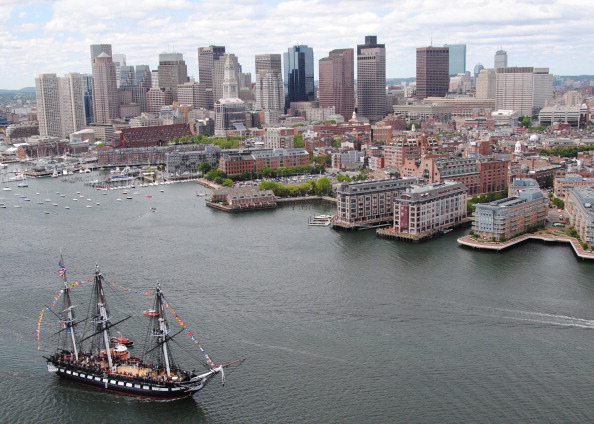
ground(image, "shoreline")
xmin=457 ymin=232 xmax=594 ymax=261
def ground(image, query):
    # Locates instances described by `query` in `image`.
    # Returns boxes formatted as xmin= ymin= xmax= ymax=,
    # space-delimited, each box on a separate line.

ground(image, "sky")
xmin=0 ymin=0 xmax=592 ymax=90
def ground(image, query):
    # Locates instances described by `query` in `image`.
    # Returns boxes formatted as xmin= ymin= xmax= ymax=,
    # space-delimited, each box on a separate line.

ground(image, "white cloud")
xmin=0 ymin=0 xmax=593 ymax=89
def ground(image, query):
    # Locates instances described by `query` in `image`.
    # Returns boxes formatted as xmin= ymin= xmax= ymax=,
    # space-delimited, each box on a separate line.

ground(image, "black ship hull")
xmin=49 ymin=362 xmax=209 ymax=399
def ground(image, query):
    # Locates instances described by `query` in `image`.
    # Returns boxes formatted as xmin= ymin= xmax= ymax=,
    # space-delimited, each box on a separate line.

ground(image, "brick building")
xmin=118 ymin=124 xmax=192 ymax=148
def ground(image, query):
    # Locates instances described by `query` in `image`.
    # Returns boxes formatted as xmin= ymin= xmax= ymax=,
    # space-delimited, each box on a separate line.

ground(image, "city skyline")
xmin=1 ymin=0 xmax=593 ymax=90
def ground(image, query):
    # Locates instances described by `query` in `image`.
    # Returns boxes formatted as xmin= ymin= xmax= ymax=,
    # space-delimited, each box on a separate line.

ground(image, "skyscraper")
xmin=112 ymin=53 xmax=126 ymax=88
xmin=495 ymin=67 xmax=553 ymax=116
xmin=158 ymin=52 xmax=188 ymax=102
xmin=82 ymin=74 xmax=93 ymax=125
xmin=443 ymin=44 xmax=466 ymax=76
xmin=318 ymin=48 xmax=354 ymax=120
xmin=255 ymin=54 xmax=282 ymax=74
xmin=222 ymin=55 xmax=239 ymax=99
xmin=476 ymin=69 xmax=496 ymax=99
xmin=356 ymin=36 xmax=386 ymax=121
xmin=214 ymin=54 xmax=240 ymax=101
xmin=36 ymin=73 xmax=85 ymax=138
xmin=255 ymin=54 xmax=284 ymax=123
xmin=90 ymin=44 xmax=112 ymax=64
xmin=494 ymin=50 xmax=508 ymax=68
xmin=198 ymin=45 xmax=226 ymax=109
xmin=283 ymin=45 xmax=314 ymax=111
xmin=35 ymin=73 xmax=63 ymax=137
xmin=61 ymin=73 xmax=86 ymax=136
xmin=416 ymin=46 xmax=450 ymax=100
xmin=91 ymin=52 xmax=118 ymax=124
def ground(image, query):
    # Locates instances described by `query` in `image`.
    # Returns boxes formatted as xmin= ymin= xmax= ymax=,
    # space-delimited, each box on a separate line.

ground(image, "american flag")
xmin=59 ymin=267 xmax=66 ymax=277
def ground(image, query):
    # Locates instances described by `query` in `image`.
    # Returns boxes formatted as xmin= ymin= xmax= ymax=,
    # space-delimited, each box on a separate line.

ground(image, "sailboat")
xmin=43 ymin=258 xmax=244 ymax=399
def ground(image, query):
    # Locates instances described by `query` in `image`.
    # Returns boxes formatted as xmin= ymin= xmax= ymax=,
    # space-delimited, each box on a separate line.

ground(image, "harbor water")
xmin=1 ymin=172 xmax=594 ymax=423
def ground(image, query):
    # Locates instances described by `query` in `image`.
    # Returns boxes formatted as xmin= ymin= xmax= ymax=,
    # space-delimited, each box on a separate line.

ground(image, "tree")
xmin=315 ymin=177 xmax=332 ymax=196
xmin=198 ymin=162 xmax=212 ymax=175
xmin=520 ymin=116 xmax=532 ymax=128
xmin=294 ymin=134 xmax=305 ymax=148
xmin=222 ymin=179 xmax=233 ymax=187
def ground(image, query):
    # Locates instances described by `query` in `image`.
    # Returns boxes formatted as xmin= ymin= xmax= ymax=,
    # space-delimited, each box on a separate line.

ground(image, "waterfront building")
xmin=92 ymin=52 xmax=118 ymax=124
xmin=554 ymin=174 xmax=594 ymax=198
xmin=356 ymin=36 xmax=386 ymax=121
xmin=473 ymin=189 xmax=547 ymax=241
xmin=284 ymin=45 xmax=315 ymax=111
xmin=392 ymin=181 xmax=468 ymax=236
xmin=209 ymin=187 xmax=277 ymax=210
xmin=333 ymin=177 xmax=420 ymax=229
xmin=416 ymin=46 xmax=449 ymax=100
xmin=443 ymin=44 xmax=466 ymax=76
xmin=494 ymin=50 xmax=508 ymax=68
xmin=318 ymin=48 xmax=355 ymax=120
xmin=495 ymin=67 xmax=553 ymax=117
xmin=166 ymin=145 xmax=222 ymax=174
xmin=198 ymin=45 xmax=226 ymax=109
xmin=565 ymin=187 xmax=594 ymax=247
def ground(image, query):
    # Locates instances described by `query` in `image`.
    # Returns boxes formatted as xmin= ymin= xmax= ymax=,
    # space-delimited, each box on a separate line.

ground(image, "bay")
xmin=1 ymin=172 xmax=594 ymax=423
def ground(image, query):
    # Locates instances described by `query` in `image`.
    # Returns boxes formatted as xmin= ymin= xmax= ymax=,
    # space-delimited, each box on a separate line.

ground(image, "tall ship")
xmin=42 ymin=259 xmax=244 ymax=399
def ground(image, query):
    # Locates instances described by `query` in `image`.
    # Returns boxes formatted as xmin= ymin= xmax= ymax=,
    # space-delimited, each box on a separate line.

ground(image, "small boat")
xmin=43 ymin=259 xmax=245 ymax=399
xmin=110 ymin=333 xmax=134 ymax=347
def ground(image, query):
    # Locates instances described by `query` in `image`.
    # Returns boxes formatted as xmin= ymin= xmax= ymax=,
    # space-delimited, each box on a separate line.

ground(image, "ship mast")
xmin=93 ymin=265 xmax=113 ymax=369
xmin=60 ymin=255 xmax=79 ymax=361
xmin=155 ymin=285 xmax=172 ymax=378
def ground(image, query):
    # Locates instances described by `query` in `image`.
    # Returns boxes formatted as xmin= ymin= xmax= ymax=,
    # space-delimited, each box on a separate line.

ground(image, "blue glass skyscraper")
xmin=283 ymin=45 xmax=314 ymax=111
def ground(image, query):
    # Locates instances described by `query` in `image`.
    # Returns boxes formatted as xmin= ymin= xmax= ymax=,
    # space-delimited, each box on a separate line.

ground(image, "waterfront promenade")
xmin=457 ymin=231 xmax=594 ymax=261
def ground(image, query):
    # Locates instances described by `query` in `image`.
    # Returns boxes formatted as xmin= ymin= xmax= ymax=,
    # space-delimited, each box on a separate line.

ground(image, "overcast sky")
xmin=1 ymin=0 xmax=592 ymax=90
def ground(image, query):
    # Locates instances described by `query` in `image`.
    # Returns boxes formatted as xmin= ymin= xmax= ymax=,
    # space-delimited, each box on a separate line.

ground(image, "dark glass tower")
xmin=283 ymin=45 xmax=314 ymax=111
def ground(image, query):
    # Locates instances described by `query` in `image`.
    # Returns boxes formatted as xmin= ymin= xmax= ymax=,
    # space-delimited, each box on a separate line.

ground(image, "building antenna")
xmin=430 ymin=33 xmax=433 ymax=47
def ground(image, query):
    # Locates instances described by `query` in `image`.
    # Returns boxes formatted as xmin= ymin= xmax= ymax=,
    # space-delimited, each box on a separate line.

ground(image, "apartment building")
xmin=473 ymin=190 xmax=548 ymax=240
xmin=333 ymin=177 xmax=420 ymax=229
xmin=392 ymin=181 xmax=467 ymax=236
